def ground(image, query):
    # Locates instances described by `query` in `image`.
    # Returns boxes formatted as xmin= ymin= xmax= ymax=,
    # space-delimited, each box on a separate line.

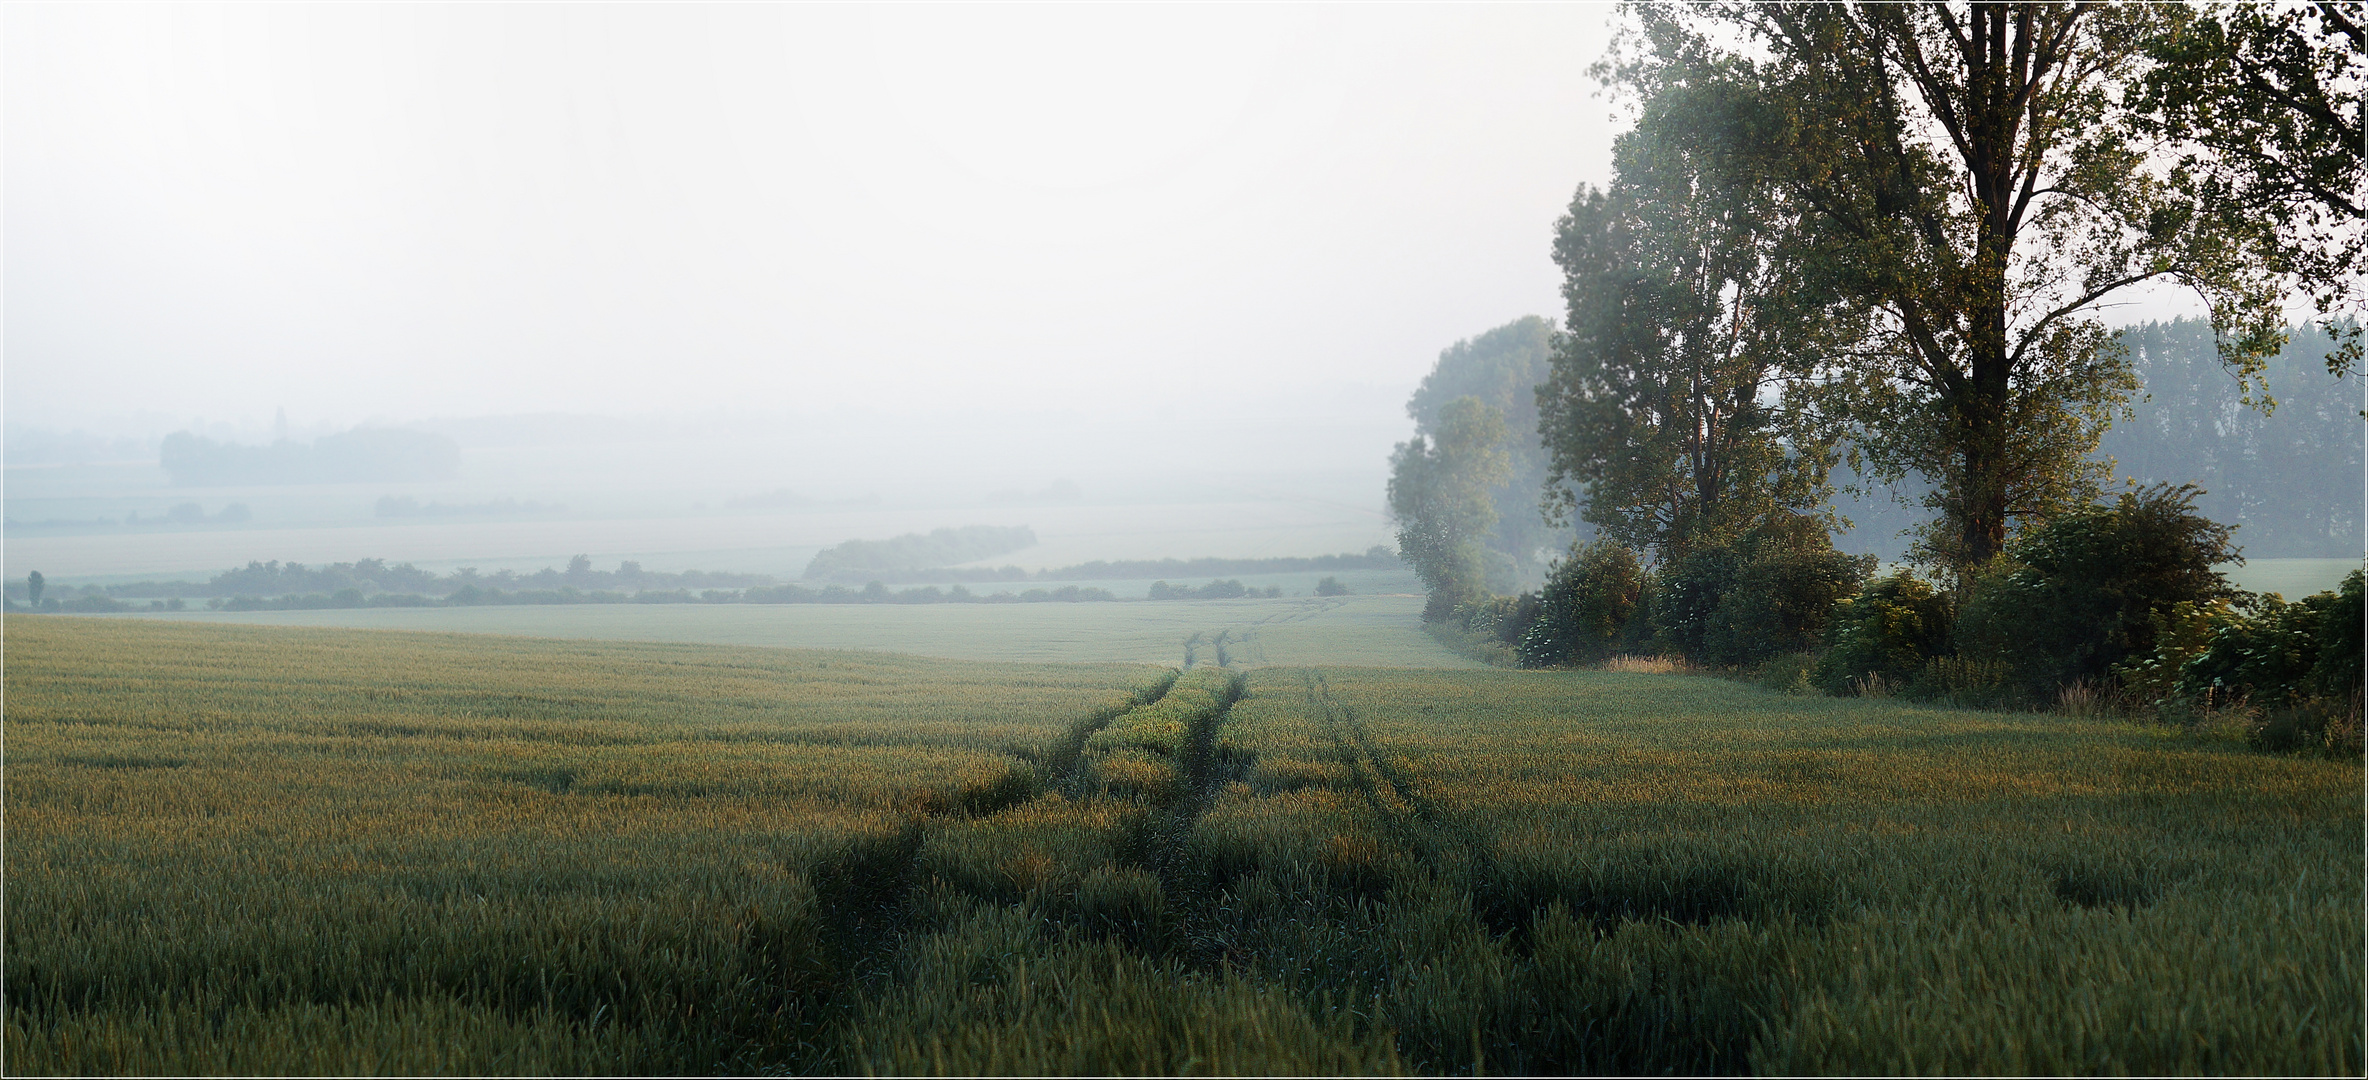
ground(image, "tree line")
xmin=1390 ymin=1 xmax=2363 ymax=748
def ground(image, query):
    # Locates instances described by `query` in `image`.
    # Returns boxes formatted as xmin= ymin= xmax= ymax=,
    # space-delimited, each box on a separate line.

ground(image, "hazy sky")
xmin=7 ymin=2 xmax=1633 ymax=435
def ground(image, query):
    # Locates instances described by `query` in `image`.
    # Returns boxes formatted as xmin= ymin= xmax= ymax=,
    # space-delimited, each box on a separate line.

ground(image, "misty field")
xmin=6 ymin=617 xmax=2360 ymax=1075
xmin=109 ymin=592 xmax=1478 ymax=669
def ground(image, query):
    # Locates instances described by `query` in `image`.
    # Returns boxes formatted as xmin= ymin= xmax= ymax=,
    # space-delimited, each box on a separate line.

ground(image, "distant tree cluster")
xmin=18 ymin=547 xmax=1401 ymax=605
xmin=1146 ymin=579 xmax=1284 ymax=601
xmin=19 ymin=557 xmax=774 ymax=603
xmin=161 ymin=428 xmax=460 ymax=486
xmin=190 ymin=580 xmax=1123 ymax=612
xmin=2101 ymin=320 xmax=2364 ymax=557
xmin=801 ymin=541 xmax=1403 ymax=586
xmin=1038 ymin=550 xmax=1398 ymax=583
xmin=802 ymin=526 xmax=1039 ymax=582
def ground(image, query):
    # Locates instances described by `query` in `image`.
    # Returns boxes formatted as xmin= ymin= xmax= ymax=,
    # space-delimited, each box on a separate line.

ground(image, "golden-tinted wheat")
xmin=7 ymin=617 xmax=2359 ymax=1075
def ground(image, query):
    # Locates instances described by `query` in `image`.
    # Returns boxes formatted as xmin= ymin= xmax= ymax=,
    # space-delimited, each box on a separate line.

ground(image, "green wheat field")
xmin=5 ymin=615 xmax=2360 ymax=1075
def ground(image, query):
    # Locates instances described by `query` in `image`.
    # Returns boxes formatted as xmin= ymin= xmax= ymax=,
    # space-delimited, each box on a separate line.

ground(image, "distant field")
xmin=2220 ymin=557 xmax=2361 ymax=600
xmin=101 ymin=593 xmax=1479 ymax=669
xmin=7 ymin=617 xmax=2357 ymax=1075
xmin=4 ymin=496 xmax=1397 ymax=582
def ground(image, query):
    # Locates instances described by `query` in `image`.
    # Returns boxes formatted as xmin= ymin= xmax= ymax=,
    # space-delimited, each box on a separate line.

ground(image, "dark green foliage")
xmin=1756 ymin=652 xmax=1817 ymax=694
xmin=1518 ymin=542 xmax=1649 ymax=667
xmin=1458 ymin=593 xmax=1539 ymax=645
xmin=2131 ymin=4 xmax=2365 ymax=375
xmin=1540 ymin=60 xmax=1840 ymax=568
xmin=1650 ymin=545 xmax=1741 ymax=662
xmin=1813 ymin=571 xmax=1954 ymax=695
xmin=1442 ymin=593 xmax=1543 ymax=668
xmin=2179 ymin=587 xmax=2347 ymax=712
xmin=1955 ymin=484 xmax=2242 ymax=696
xmin=1697 ymin=531 xmax=1873 ymax=669
xmin=1314 ymin=576 xmax=1351 ymax=597
xmin=2303 ymin=570 xmax=2364 ymax=700
xmin=26 ymin=571 xmax=42 ymax=608
xmin=1652 ymin=517 xmax=1872 ymax=668
xmin=2153 ymin=572 xmax=2365 ymax=756
xmin=1631 ymin=4 xmax=2282 ymax=573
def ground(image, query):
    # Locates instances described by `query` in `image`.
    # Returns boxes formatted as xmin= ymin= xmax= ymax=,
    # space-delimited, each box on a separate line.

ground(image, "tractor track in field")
xmin=1038 ymin=668 xmax=1182 ymax=797
xmin=1302 ymin=671 xmax=1494 ymax=882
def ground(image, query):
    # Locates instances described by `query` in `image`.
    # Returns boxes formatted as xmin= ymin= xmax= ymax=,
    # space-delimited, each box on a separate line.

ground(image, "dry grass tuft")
xmin=1601 ymin=654 xmax=1679 ymax=674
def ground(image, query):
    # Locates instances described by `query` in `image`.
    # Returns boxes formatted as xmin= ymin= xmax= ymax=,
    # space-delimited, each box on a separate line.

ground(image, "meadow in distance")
xmin=8 ymin=2 xmax=2368 ymax=1077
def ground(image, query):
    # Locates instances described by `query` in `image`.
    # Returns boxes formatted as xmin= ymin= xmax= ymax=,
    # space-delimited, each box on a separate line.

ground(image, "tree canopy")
xmin=1388 ymin=396 xmax=1512 ymax=620
xmin=1606 ymin=2 xmax=2294 ymax=575
xmin=1404 ymin=316 xmax=1571 ymax=588
xmin=2132 ymin=1 xmax=2366 ymax=377
xmin=1540 ymin=51 xmax=1845 ymax=567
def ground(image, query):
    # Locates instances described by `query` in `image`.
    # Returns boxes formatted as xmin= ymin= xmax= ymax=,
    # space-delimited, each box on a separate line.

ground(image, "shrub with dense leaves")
xmin=1698 ymin=543 xmax=1873 ymax=668
xmin=1653 ymin=516 xmax=1871 ymax=668
xmin=1457 ymin=593 xmax=1541 ymax=647
xmin=1813 ymin=571 xmax=1954 ymax=695
xmin=1954 ymin=483 xmax=2240 ymax=697
xmin=2176 ymin=570 xmax=2364 ymax=711
xmin=1650 ymin=546 xmax=1741 ymax=662
xmin=1518 ymin=542 xmax=1650 ymax=667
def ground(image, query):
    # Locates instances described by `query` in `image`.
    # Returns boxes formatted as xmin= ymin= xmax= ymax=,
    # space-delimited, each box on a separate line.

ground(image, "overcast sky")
xmin=6 ymin=2 xmax=1642 ymax=437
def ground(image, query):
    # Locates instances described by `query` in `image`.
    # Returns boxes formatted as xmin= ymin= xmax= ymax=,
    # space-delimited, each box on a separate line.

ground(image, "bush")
xmin=1955 ymin=483 xmax=2239 ymax=699
xmin=1655 ymin=516 xmax=1872 ymax=668
xmin=1698 ymin=543 xmax=1874 ymax=669
xmin=1648 ymin=546 xmax=1739 ymax=662
xmin=1756 ymin=652 xmax=1817 ymax=694
xmin=1518 ymin=542 xmax=1649 ymax=667
xmin=1314 ymin=576 xmax=1351 ymax=596
xmin=1457 ymin=593 xmax=1540 ymax=646
xmin=2302 ymin=569 xmax=2364 ymax=701
xmin=1813 ymin=571 xmax=1954 ymax=695
xmin=2175 ymin=573 xmax=2360 ymax=712
xmin=2115 ymin=598 xmax=2239 ymax=711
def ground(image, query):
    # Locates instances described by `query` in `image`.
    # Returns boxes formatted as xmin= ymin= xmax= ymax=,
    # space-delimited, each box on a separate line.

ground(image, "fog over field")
xmin=5 ymin=3 xmax=1625 ymax=585
xmin=8 ymin=7 xmax=2362 ymax=1076
xmin=5 ymin=4 xmax=2244 ymax=588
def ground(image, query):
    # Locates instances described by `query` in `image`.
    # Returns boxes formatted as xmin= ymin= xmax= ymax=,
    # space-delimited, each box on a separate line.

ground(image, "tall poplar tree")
xmin=1541 ymin=49 xmax=1846 ymax=567
xmin=1623 ymin=3 xmax=2289 ymax=574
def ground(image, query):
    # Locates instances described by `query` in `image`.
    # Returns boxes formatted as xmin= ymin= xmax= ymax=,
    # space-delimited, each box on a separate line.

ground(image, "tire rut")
xmin=1302 ymin=672 xmax=1492 ymax=882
